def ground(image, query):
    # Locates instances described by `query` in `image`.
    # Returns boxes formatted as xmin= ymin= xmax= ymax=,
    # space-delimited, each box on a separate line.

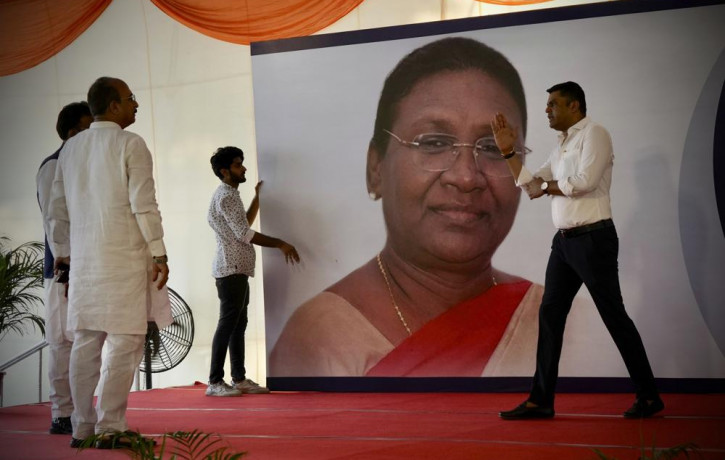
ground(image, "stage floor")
xmin=1 ymin=383 xmax=724 ymax=459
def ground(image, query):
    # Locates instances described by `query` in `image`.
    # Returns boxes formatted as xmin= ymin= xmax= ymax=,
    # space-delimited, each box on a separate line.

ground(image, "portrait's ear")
xmin=366 ymin=142 xmax=384 ymax=199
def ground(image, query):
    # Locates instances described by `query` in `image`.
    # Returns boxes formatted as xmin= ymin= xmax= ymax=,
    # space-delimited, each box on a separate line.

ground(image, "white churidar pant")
xmin=44 ymin=278 xmax=74 ymax=419
xmin=69 ymin=330 xmax=144 ymax=438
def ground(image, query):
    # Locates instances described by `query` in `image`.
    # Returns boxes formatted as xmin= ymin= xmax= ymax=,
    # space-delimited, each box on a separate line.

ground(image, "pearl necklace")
xmin=376 ymin=253 xmax=498 ymax=337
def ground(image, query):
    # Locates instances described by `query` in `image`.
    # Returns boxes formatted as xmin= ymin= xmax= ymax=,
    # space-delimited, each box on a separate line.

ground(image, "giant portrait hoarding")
xmin=252 ymin=0 xmax=725 ymax=391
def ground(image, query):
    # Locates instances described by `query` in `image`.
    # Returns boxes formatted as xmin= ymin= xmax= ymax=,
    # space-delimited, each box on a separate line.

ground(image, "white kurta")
xmin=48 ymin=121 xmax=167 ymax=335
xmin=37 ymin=150 xmax=74 ymax=344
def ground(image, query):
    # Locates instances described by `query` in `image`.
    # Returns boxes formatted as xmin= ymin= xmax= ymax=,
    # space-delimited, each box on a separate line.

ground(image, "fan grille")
xmin=140 ymin=287 xmax=194 ymax=373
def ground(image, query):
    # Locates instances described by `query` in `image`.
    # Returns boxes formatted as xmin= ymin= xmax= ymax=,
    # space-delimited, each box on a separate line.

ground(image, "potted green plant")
xmin=0 ymin=236 xmax=46 ymax=400
xmin=0 ymin=236 xmax=46 ymax=340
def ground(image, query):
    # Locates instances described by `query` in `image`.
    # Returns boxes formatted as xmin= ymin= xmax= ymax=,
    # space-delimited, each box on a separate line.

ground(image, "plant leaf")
xmin=0 ymin=238 xmax=45 ymax=340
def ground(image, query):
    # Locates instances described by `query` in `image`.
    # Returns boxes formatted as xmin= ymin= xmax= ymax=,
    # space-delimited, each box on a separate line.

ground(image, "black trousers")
xmin=209 ymin=274 xmax=250 ymax=384
xmin=529 ymin=224 xmax=659 ymax=407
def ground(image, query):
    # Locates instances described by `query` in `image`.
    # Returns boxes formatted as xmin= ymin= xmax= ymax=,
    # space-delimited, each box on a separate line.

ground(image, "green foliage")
xmin=0 ymin=237 xmax=45 ymax=340
xmin=76 ymin=429 xmax=247 ymax=459
xmin=162 ymin=430 xmax=247 ymax=460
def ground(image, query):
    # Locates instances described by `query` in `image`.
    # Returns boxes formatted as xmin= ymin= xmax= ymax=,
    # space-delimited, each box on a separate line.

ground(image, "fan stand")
xmin=144 ymin=346 xmax=153 ymax=389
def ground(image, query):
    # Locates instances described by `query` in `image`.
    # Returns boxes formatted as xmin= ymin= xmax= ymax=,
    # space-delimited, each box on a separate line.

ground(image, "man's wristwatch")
xmin=540 ymin=181 xmax=549 ymax=194
xmin=153 ymin=255 xmax=168 ymax=264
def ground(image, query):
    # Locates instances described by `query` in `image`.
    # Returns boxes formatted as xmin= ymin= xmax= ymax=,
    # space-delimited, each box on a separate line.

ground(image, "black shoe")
xmin=95 ymin=430 xmax=157 ymax=450
xmin=623 ymin=397 xmax=664 ymax=418
xmin=50 ymin=416 xmax=73 ymax=434
xmin=69 ymin=437 xmax=87 ymax=448
xmin=500 ymin=401 xmax=555 ymax=420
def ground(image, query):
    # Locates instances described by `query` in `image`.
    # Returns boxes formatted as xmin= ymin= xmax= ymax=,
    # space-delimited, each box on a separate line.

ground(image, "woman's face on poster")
xmin=368 ymin=69 xmax=523 ymax=267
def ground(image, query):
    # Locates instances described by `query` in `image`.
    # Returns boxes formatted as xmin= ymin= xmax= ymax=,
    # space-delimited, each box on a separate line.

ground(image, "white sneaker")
xmin=205 ymin=381 xmax=242 ymax=397
xmin=232 ymin=378 xmax=270 ymax=394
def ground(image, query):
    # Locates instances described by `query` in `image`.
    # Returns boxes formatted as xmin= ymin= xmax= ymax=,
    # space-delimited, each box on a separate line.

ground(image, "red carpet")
xmin=0 ymin=383 xmax=723 ymax=459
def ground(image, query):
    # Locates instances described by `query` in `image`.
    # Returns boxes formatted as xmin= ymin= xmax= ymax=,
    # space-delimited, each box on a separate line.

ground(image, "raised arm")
xmin=246 ymin=180 xmax=262 ymax=225
xmin=491 ymin=112 xmax=526 ymax=180
xmin=491 ymin=112 xmax=547 ymax=199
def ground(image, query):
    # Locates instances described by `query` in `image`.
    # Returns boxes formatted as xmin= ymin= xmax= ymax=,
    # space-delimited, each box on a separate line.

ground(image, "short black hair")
xmin=56 ymin=101 xmax=91 ymax=140
xmin=87 ymin=77 xmax=121 ymax=117
xmin=371 ymin=37 xmax=527 ymax=153
xmin=210 ymin=146 xmax=244 ymax=180
xmin=547 ymin=81 xmax=587 ymax=116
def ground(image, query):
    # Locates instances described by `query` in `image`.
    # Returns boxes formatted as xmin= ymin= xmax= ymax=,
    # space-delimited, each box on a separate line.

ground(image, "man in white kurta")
xmin=36 ymin=101 xmax=93 ymax=435
xmin=48 ymin=77 xmax=169 ymax=447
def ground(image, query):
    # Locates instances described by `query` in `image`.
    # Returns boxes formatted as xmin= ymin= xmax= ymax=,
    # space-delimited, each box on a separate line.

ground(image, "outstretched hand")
xmin=255 ymin=180 xmax=263 ymax=195
xmin=491 ymin=112 xmax=518 ymax=154
xmin=278 ymin=241 xmax=301 ymax=265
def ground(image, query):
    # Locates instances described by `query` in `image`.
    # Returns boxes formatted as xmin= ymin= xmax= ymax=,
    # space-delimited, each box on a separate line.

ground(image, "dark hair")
xmin=371 ymin=37 xmax=527 ymax=153
xmin=547 ymin=81 xmax=587 ymax=116
xmin=56 ymin=101 xmax=91 ymax=140
xmin=210 ymin=146 xmax=244 ymax=180
xmin=87 ymin=77 xmax=121 ymax=117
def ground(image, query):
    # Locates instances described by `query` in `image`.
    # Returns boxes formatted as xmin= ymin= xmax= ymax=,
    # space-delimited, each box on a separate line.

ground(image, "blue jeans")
xmin=209 ymin=274 xmax=249 ymax=384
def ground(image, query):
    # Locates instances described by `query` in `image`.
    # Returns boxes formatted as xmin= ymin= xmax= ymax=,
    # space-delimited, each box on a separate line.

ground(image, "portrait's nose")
xmin=441 ymin=147 xmax=486 ymax=192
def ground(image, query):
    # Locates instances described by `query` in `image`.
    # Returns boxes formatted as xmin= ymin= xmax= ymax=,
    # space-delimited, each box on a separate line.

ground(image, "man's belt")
xmin=559 ymin=219 xmax=614 ymax=238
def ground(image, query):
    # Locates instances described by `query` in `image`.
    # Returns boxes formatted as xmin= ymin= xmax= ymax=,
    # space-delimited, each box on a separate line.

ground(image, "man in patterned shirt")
xmin=207 ymin=146 xmax=300 ymax=396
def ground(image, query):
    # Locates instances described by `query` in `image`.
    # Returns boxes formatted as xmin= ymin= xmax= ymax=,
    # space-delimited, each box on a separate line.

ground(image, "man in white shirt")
xmin=206 ymin=146 xmax=300 ymax=397
xmin=491 ymin=81 xmax=663 ymax=419
xmin=48 ymin=77 xmax=169 ymax=448
xmin=36 ymin=101 xmax=93 ymax=435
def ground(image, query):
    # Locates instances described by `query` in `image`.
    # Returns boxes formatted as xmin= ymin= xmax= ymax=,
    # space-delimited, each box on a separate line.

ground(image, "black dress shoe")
xmin=623 ymin=397 xmax=664 ymax=418
xmin=50 ymin=416 xmax=72 ymax=435
xmin=500 ymin=401 xmax=555 ymax=420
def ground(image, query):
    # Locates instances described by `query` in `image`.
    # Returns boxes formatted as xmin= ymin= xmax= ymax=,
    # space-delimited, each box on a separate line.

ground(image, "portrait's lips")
xmin=431 ymin=204 xmax=487 ymax=225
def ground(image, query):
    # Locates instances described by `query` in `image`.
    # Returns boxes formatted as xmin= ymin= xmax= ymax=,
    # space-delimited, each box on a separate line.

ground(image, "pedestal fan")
xmin=140 ymin=287 xmax=194 ymax=389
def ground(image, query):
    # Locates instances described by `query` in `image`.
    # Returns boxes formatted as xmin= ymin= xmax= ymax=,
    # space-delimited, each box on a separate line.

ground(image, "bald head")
xmin=87 ymin=77 xmax=138 ymax=128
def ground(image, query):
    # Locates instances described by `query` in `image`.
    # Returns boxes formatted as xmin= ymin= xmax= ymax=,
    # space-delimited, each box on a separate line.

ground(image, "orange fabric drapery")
xmin=0 ymin=0 xmax=363 ymax=76
xmin=476 ymin=0 xmax=552 ymax=5
xmin=150 ymin=0 xmax=365 ymax=45
xmin=0 ymin=0 xmax=556 ymax=77
xmin=0 ymin=0 xmax=112 ymax=77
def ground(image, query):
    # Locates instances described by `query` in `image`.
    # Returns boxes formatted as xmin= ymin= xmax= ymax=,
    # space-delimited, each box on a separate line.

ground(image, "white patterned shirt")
xmin=208 ymin=182 xmax=256 ymax=278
